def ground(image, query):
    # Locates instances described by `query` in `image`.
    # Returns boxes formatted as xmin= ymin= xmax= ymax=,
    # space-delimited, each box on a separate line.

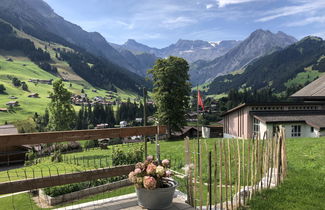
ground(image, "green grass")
xmin=0 ymin=185 xmax=134 ymax=210
xmin=0 ymin=137 xmax=324 ymax=209
xmin=285 ymin=69 xmax=322 ymax=89
xmin=245 ymin=137 xmax=325 ymax=210
xmin=0 ymin=55 xmax=139 ymax=125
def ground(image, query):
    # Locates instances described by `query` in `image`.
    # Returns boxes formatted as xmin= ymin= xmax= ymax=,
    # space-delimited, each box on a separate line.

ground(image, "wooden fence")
xmin=0 ymin=126 xmax=166 ymax=195
xmin=185 ymin=127 xmax=287 ymax=209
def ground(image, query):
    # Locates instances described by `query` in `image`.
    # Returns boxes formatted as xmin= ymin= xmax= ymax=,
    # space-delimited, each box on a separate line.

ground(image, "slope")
xmin=0 ymin=21 xmax=138 ymax=124
xmin=190 ymin=30 xmax=297 ymax=84
xmin=207 ymin=36 xmax=325 ymax=95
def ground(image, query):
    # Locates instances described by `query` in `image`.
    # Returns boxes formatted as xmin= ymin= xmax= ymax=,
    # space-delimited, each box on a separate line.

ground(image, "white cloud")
xmin=161 ymin=16 xmax=197 ymax=29
xmin=206 ymin=4 xmax=214 ymax=9
xmin=287 ymin=16 xmax=325 ymax=27
xmin=257 ymin=0 xmax=325 ymax=22
xmin=217 ymin=0 xmax=258 ymax=8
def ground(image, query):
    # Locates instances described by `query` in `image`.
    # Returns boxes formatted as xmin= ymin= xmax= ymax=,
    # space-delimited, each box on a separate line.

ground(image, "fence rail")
xmin=0 ymin=126 xmax=166 ymax=148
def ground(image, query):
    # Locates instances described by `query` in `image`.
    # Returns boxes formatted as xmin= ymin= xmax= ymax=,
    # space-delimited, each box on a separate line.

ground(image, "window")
xmin=291 ymin=125 xmax=301 ymax=137
xmin=253 ymin=118 xmax=260 ymax=137
xmin=311 ymin=127 xmax=314 ymax=132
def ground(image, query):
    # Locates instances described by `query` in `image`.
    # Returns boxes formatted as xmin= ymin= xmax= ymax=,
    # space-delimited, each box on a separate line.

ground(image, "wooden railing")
xmin=0 ymin=126 xmax=166 ymax=195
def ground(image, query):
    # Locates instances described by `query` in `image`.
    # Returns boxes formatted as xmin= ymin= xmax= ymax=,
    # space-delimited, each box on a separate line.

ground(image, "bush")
xmin=108 ymin=138 xmax=123 ymax=145
xmin=51 ymin=151 xmax=63 ymax=162
xmin=112 ymin=147 xmax=143 ymax=166
xmin=84 ymin=140 xmax=99 ymax=149
xmin=0 ymin=84 xmax=6 ymax=94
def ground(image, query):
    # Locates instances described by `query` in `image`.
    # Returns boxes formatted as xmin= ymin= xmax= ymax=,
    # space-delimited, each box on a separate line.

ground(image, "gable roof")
xmin=291 ymin=74 xmax=325 ymax=99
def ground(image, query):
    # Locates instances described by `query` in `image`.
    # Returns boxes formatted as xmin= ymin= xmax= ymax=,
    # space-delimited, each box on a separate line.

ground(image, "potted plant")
xmin=128 ymin=156 xmax=177 ymax=209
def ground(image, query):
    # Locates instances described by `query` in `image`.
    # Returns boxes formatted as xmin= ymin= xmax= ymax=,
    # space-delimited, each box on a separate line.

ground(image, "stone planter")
xmin=136 ymin=179 xmax=178 ymax=209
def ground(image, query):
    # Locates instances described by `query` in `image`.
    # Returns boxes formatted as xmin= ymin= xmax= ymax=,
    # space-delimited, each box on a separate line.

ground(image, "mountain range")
xmin=1 ymin=0 xmax=322 ymax=99
xmin=207 ymin=36 xmax=325 ymax=95
xmin=190 ymin=29 xmax=297 ymax=84
xmin=113 ymin=39 xmax=241 ymax=63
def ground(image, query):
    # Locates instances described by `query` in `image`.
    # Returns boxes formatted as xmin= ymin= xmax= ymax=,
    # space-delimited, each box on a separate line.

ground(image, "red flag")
xmin=197 ymin=90 xmax=204 ymax=110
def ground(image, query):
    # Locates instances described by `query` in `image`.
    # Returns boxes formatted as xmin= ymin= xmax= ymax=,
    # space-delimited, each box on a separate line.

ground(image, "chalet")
xmin=0 ymin=125 xmax=28 ymax=165
xmin=135 ymin=118 xmax=143 ymax=123
xmin=95 ymin=123 xmax=109 ymax=129
xmin=0 ymin=108 xmax=8 ymax=112
xmin=6 ymin=101 xmax=19 ymax=107
xmin=28 ymin=93 xmax=39 ymax=98
xmin=9 ymin=96 xmax=18 ymax=99
xmin=28 ymin=79 xmax=53 ymax=85
xmin=202 ymin=124 xmax=223 ymax=138
xmin=172 ymin=126 xmax=202 ymax=139
xmin=222 ymin=75 xmax=325 ymax=139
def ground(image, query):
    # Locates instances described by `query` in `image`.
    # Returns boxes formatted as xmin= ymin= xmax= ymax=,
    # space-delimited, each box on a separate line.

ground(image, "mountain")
xmin=207 ymin=36 xmax=325 ymax=95
xmin=0 ymin=0 xmax=142 ymax=73
xmin=0 ymin=19 xmax=149 ymax=94
xmin=114 ymin=48 xmax=159 ymax=77
xmin=190 ymin=29 xmax=297 ymax=84
xmin=114 ymin=39 xmax=240 ymax=63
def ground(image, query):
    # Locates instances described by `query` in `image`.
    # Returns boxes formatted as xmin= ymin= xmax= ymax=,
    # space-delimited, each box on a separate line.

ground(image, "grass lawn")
xmin=245 ymin=137 xmax=325 ymax=210
xmin=0 ymin=137 xmax=323 ymax=209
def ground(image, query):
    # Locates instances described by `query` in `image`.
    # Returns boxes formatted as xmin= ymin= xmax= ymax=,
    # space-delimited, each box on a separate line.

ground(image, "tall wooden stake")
xmin=208 ymin=151 xmax=212 ymax=210
xmin=143 ymin=87 xmax=147 ymax=158
xmin=219 ymin=140 xmax=223 ymax=210
xmin=223 ymin=139 xmax=229 ymax=210
xmin=227 ymin=139 xmax=233 ymax=210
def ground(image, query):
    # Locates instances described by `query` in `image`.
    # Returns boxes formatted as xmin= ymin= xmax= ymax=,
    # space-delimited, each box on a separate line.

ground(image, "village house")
xmin=6 ymin=101 xmax=19 ymax=107
xmin=0 ymin=108 xmax=8 ymax=112
xmin=222 ymin=75 xmax=325 ymax=139
xmin=0 ymin=125 xmax=29 ymax=165
xmin=28 ymin=93 xmax=39 ymax=98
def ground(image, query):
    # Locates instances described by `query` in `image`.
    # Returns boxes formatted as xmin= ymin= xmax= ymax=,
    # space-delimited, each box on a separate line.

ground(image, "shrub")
xmin=84 ymin=140 xmax=99 ymax=149
xmin=51 ymin=151 xmax=62 ymax=162
xmin=108 ymin=138 xmax=123 ymax=145
xmin=0 ymin=84 xmax=5 ymax=94
xmin=112 ymin=147 xmax=143 ymax=166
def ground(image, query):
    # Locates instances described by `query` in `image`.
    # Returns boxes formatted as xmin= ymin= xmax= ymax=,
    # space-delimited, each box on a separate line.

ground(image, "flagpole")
xmin=197 ymin=85 xmax=200 ymax=171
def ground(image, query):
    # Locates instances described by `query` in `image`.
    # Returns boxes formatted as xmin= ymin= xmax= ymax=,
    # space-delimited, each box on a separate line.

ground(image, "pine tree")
xmin=148 ymin=56 xmax=191 ymax=137
xmin=47 ymin=79 xmax=76 ymax=131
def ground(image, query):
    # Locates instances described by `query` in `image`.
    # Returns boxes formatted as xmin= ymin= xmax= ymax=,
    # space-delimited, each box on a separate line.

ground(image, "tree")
xmin=21 ymin=82 xmax=29 ymax=91
xmin=0 ymin=84 xmax=5 ymax=94
xmin=47 ymin=79 xmax=76 ymax=131
xmin=148 ymin=56 xmax=191 ymax=137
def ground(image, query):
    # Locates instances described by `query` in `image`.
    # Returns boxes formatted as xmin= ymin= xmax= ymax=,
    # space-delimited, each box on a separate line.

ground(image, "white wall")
xmin=202 ymin=127 xmax=210 ymax=138
xmin=259 ymin=121 xmax=267 ymax=139
xmin=266 ymin=123 xmax=319 ymax=138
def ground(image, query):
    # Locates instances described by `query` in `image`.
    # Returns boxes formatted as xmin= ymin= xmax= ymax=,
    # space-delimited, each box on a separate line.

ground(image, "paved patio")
xmin=55 ymin=191 xmax=195 ymax=210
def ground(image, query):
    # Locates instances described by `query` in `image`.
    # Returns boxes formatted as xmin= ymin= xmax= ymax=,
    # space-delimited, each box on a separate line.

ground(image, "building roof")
xmin=252 ymin=111 xmax=325 ymax=129
xmin=291 ymin=74 xmax=325 ymax=99
xmin=221 ymin=101 xmax=325 ymax=116
xmin=0 ymin=125 xmax=19 ymax=135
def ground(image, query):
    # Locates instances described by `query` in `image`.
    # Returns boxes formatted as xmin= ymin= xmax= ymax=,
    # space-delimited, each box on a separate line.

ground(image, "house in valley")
xmin=0 ymin=125 xmax=28 ymax=165
xmin=28 ymin=93 xmax=39 ymax=98
xmin=6 ymin=101 xmax=19 ymax=107
xmin=222 ymin=75 xmax=325 ymax=139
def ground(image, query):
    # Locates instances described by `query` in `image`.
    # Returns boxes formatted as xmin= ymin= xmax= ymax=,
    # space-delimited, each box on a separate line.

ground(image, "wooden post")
xmin=242 ymin=139 xmax=245 ymax=205
xmin=199 ymin=141 xmax=203 ymax=210
xmin=227 ymin=139 xmax=233 ymax=210
xmin=223 ymin=139 xmax=229 ymax=210
xmin=193 ymin=138 xmax=197 ymax=208
xmin=143 ymin=87 xmax=147 ymax=158
xmin=213 ymin=142 xmax=218 ymax=209
xmin=236 ymin=139 xmax=241 ymax=207
xmin=219 ymin=140 xmax=223 ymax=210
xmin=208 ymin=151 xmax=212 ymax=210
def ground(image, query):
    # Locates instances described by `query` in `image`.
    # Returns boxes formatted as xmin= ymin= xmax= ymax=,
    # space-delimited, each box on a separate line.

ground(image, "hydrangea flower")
xmin=156 ymin=166 xmax=165 ymax=176
xmin=143 ymin=176 xmax=157 ymax=190
xmin=146 ymin=163 xmax=157 ymax=175
xmin=162 ymin=159 xmax=170 ymax=167
xmin=134 ymin=168 xmax=142 ymax=175
xmin=128 ymin=171 xmax=137 ymax=183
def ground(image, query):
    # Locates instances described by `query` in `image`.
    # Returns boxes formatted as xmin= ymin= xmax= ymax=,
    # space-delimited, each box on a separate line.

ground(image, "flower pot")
xmin=136 ymin=179 xmax=178 ymax=209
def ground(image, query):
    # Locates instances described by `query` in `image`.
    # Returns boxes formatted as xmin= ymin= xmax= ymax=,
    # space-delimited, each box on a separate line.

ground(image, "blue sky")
xmin=43 ymin=0 xmax=325 ymax=48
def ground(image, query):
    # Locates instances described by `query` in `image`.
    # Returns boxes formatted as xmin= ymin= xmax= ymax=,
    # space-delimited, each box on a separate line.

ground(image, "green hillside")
xmin=207 ymin=36 xmax=325 ymax=95
xmin=0 ymin=22 xmax=139 ymax=125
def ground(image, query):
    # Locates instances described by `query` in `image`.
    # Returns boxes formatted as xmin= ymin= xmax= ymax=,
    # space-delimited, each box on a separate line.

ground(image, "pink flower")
xmin=165 ymin=170 xmax=172 ymax=177
xmin=162 ymin=159 xmax=170 ymax=167
xmin=135 ymin=162 xmax=145 ymax=170
xmin=134 ymin=168 xmax=141 ymax=175
xmin=128 ymin=171 xmax=137 ymax=183
xmin=143 ymin=176 xmax=157 ymax=190
xmin=147 ymin=155 xmax=154 ymax=162
xmin=146 ymin=163 xmax=157 ymax=175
